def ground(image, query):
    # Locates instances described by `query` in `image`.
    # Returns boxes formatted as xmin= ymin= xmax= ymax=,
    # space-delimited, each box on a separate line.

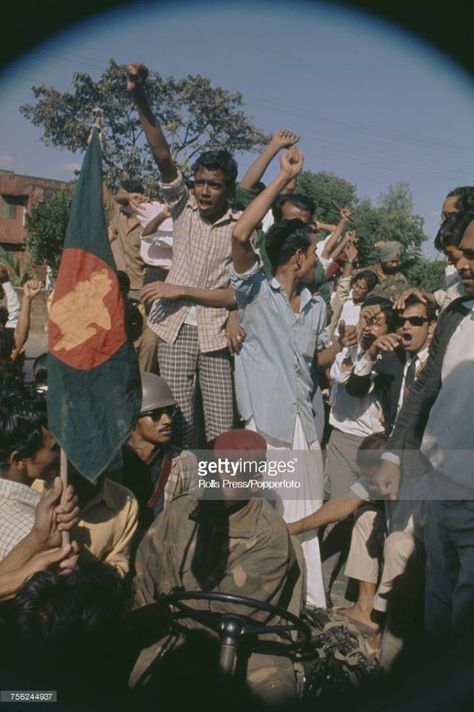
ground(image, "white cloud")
xmin=0 ymin=154 xmax=13 ymax=168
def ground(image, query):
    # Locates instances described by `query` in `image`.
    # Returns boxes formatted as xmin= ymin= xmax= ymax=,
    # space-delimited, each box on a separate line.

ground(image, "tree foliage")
xmin=297 ymin=170 xmax=358 ymax=225
xmin=20 ymin=59 xmax=270 ymax=187
xmin=25 ymin=189 xmax=73 ymax=278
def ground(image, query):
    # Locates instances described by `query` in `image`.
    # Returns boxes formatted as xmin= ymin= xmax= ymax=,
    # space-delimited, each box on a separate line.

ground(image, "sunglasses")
xmin=394 ymin=315 xmax=429 ymax=328
xmin=141 ymin=405 xmax=177 ymax=420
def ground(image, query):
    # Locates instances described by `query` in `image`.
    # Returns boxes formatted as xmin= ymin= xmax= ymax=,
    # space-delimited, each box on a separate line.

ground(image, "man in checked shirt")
xmin=127 ymin=63 xmax=245 ymax=447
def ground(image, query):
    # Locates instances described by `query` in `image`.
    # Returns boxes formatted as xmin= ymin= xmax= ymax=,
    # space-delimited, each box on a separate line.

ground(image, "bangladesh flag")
xmin=47 ymin=130 xmax=141 ymax=482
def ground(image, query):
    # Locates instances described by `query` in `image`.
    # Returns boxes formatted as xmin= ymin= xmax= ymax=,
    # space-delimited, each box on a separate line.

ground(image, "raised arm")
xmin=12 ymin=280 xmax=42 ymax=361
xmin=321 ymin=208 xmax=352 ymax=259
xmin=239 ymin=129 xmax=299 ymax=190
xmin=232 ymin=147 xmax=304 ymax=274
xmin=126 ymin=63 xmax=178 ymax=183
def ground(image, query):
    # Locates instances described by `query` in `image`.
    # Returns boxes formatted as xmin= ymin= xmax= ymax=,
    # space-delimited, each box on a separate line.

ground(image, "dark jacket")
xmin=387 ymin=297 xmax=471 ymax=452
xmin=345 ymin=347 xmax=407 ymax=433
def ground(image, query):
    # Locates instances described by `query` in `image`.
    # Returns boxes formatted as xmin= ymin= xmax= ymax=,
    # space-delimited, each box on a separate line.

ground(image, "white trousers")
xmin=246 ymin=416 xmax=326 ymax=608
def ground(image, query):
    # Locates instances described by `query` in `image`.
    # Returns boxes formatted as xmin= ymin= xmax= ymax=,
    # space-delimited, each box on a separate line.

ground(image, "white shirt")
xmin=395 ymin=346 xmax=430 ymax=417
xmin=137 ymin=200 xmax=174 ymax=269
xmin=1 ymin=281 xmax=20 ymax=329
xmin=339 ymin=292 xmax=361 ymax=328
xmin=329 ymin=346 xmax=385 ymax=438
xmin=420 ymin=300 xmax=474 ymax=487
xmin=0 ymin=478 xmax=40 ymax=560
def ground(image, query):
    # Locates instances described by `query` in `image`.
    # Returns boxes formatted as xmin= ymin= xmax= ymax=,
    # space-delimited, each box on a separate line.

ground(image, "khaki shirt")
xmin=34 ymin=478 xmax=139 ymax=576
xmin=105 ymin=195 xmax=145 ymax=291
xmin=134 ymin=494 xmax=298 ymax=615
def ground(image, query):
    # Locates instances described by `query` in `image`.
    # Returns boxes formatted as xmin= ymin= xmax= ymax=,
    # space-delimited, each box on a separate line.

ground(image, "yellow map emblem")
xmin=49 ymin=268 xmax=113 ymax=352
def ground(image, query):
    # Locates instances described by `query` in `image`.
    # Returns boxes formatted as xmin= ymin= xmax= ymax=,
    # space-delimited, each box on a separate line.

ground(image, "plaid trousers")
xmin=157 ymin=324 xmax=234 ymax=447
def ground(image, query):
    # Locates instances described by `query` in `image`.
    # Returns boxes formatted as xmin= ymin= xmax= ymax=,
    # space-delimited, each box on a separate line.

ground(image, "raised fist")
xmin=126 ymin=63 xmax=149 ymax=92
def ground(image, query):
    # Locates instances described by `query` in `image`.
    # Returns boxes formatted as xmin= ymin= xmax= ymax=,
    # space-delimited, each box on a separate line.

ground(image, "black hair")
xmin=350 ymin=269 xmax=378 ymax=292
xmin=446 ymin=186 xmax=474 ymax=213
xmin=0 ymin=383 xmax=47 ymax=470
xmin=32 ymin=352 xmax=48 ymax=386
xmin=434 ymin=210 xmax=474 ymax=252
xmin=360 ymin=294 xmax=395 ymax=329
xmin=356 ymin=432 xmax=388 ymax=470
xmin=0 ymin=305 xmax=8 ymax=326
xmin=265 ymin=219 xmax=313 ymax=274
xmin=119 ymin=178 xmax=144 ymax=194
xmin=272 ymin=193 xmax=316 ymax=222
xmin=3 ymin=562 xmax=132 ymax=707
xmin=397 ymin=293 xmax=438 ymax=323
xmin=192 ymin=150 xmax=238 ymax=189
xmin=0 ymin=328 xmax=14 ymax=366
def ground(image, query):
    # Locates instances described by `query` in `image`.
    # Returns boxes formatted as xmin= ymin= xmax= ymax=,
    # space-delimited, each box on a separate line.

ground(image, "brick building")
xmin=0 ymin=169 xmax=70 ymax=255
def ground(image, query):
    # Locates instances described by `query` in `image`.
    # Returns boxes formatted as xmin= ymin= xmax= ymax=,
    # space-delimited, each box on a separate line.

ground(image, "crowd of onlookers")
xmin=1 ymin=61 xmax=474 ymax=709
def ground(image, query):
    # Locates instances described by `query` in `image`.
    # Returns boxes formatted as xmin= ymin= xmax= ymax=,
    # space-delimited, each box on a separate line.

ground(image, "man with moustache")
xmin=121 ymin=372 xmax=197 ymax=530
xmin=370 ymin=241 xmax=408 ymax=301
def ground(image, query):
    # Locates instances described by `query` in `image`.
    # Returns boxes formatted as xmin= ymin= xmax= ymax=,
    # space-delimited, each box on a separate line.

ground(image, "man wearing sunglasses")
xmin=121 ymin=372 xmax=197 ymax=530
xmin=346 ymin=294 xmax=437 ymax=434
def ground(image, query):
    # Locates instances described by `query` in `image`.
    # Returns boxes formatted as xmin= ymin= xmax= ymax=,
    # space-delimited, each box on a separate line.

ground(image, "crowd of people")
xmin=1 ymin=61 xmax=474 ymax=709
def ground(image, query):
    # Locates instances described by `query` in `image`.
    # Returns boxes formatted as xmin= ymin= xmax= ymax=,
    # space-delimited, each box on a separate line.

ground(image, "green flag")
xmin=47 ymin=130 xmax=141 ymax=482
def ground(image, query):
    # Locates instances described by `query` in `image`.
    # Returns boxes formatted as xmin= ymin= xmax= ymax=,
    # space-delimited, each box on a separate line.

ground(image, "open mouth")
xmin=361 ymin=333 xmax=375 ymax=351
xmin=400 ymin=332 xmax=413 ymax=346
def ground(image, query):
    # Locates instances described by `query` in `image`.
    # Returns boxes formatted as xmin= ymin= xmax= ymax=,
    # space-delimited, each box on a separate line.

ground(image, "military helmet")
xmin=140 ymin=372 xmax=176 ymax=414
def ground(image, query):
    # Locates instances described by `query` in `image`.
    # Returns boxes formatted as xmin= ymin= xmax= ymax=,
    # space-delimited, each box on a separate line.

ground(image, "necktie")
xmin=404 ymin=357 xmax=417 ymax=399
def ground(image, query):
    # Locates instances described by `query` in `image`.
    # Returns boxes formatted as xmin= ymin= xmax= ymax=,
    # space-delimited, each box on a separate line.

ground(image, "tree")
xmin=25 ymin=189 xmax=73 ymax=278
xmin=20 ymin=59 xmax=270 ymax=188
xmin=296 ymin=170 xmax=358 ymax=224
xmin=405 ymin=257 xmax=445 ymax=293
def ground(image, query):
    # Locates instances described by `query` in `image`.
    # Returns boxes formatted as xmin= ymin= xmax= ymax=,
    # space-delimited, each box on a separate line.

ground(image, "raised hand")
xmin=338 ymin=319 xmax=358 ymax=349
xmin=339 ymin=207 xmax=352 ymax=222
xmin=23 ymin=280 xmax=42 ymax=300
xmin=126 ymin=63 xmax=149 ymax=93
xmin=280 ymin=147 xmax=304 ymax=180
xmin=270 ymin=129 xmax=300 ymax=150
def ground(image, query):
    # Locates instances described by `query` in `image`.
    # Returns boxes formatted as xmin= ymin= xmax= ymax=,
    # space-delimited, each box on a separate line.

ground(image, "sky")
xmin=0 ymin=0 xmax=473 ymax=257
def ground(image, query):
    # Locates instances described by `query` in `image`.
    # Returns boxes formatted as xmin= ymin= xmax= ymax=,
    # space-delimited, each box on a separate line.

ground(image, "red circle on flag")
xmin=48 ymin=248 xmax=127 ymax=370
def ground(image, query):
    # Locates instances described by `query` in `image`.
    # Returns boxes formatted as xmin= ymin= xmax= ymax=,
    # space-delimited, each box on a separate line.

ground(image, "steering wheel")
xmin=158 ymin=590 xmax=312 ymax=675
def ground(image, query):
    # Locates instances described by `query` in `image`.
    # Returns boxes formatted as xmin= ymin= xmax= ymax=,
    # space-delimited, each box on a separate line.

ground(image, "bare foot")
xmin=338 ymin=606 xmax=380 ymax=635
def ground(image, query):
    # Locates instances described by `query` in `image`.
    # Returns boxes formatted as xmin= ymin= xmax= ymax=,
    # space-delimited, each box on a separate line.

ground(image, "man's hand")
xmin=374 ymin=460 xmax=401 ymax=500
xmin=280 ymin=147 xmax=304 ymax=180
xmin=0 ymin=265 xmax=9 ymax=283
xmin=140 ymin=281 xmax=183 ymax=304
xmin=270 ymin=129 xmax=300 ymax=151
xmin=225 ymin=311 xmax=246 ymax=354
xmin=366 ymin=333 xmax=401 ymax=360
xmin=126 ymin=63 xmax=149 ymax=93
xmin=32 ymin=478 xmax=80 ymax=549
xmin=338 ymin=319 xmax=358 ymax=349
xmin=393 ymin=287 xmax=427 ymax=311
xmin=22 ymin=280 xmax=42 ymax=300
xmin=23 ymin=541 xmax=80 ymax=580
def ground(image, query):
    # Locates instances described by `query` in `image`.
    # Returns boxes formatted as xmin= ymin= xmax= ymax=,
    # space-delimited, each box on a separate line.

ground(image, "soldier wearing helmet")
xmin=121 ymin=372 xmax=197 ymax=529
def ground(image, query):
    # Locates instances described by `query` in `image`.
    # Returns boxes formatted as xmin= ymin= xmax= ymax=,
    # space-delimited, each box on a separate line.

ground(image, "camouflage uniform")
xmin=132 ymin=493 xmax=302 ymax=704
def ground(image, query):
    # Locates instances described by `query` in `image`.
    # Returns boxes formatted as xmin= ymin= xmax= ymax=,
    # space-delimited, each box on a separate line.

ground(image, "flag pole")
xmin=60 ymin=448 xmax=70 ymax=547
